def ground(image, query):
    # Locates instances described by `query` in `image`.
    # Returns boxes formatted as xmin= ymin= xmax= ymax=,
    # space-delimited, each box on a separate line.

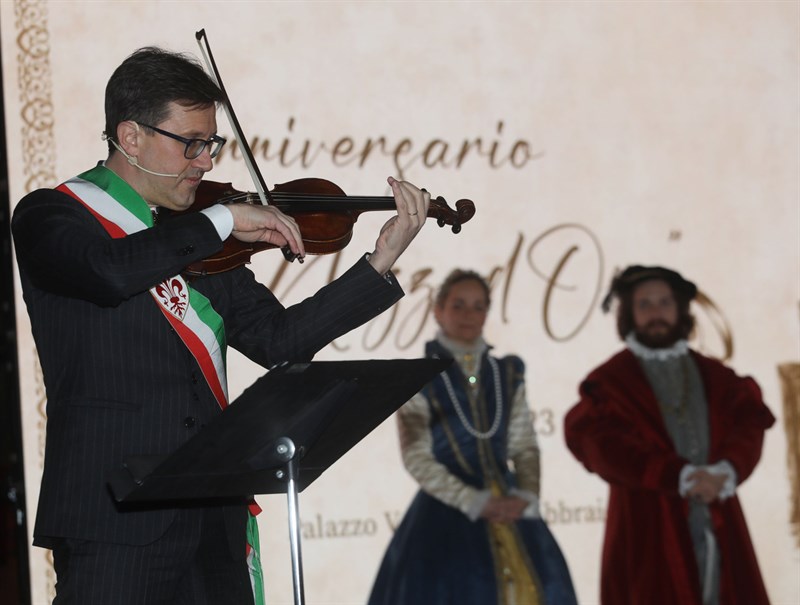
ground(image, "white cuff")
xmin=707 ymin=460 xmax=738 ymax=500
xmin=200 ymin=204 xmax=234 ymax=240
xmin=510 ymin=488 xmax=541 ymax=519
xmin=467 ymin=490 xmax=492 ymax=521
xmin=679 ymin=464 xmax=698 ymax=497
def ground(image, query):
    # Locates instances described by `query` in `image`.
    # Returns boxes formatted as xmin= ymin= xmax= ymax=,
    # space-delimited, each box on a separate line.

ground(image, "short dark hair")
xmin=104 ymin=47 xmax=224 ymax=154
xmin=615 ymin=278 xmax=695 ymax=341
xmin=435 ymin=269 xmax=491 ymax=308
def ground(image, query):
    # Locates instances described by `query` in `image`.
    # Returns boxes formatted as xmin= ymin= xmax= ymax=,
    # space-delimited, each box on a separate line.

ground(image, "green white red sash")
xmin=57 ymin=165 xmax=229 ymax=410
xmin=57 ymin=164 xmax=265 ymax=604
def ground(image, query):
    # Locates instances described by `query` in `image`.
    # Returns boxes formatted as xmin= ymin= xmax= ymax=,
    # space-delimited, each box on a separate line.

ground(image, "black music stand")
xmin=109 ymin=358 xmax=449 ymax=605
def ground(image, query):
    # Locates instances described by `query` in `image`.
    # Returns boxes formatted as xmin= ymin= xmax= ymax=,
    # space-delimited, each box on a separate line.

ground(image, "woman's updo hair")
xmin=434 ymin=269 xmax=491 ymax=309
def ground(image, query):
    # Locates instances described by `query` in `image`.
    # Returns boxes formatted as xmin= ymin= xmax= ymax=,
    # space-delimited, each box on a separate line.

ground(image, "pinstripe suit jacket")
xmin=12 ymin=186 xmax=402 ymax=554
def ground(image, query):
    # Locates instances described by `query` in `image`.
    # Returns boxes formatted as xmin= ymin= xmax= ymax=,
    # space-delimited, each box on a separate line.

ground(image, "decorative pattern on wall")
xmin=13 ymin=0 xmax=56 ymax=598
xmin=14 ymin=0 xmax=56 ymax=192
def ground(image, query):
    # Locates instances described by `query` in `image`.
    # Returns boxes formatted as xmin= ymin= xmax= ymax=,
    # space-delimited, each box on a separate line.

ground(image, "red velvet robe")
xmin=565 ymin=349 xmax=774 ymax=605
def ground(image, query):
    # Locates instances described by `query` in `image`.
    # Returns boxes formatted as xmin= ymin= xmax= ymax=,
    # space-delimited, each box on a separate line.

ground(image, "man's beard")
xmin=634 ymin=320 xmax=683 ymax=349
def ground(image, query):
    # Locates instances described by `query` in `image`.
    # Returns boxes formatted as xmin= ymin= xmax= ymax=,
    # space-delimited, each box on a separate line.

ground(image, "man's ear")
xmin=116 ymin=121 xmax=141 ymax=157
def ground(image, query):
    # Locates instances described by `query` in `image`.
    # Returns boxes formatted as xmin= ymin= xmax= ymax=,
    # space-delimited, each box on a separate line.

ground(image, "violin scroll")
xmin=427 ymin=194 xmax=476 ymax=234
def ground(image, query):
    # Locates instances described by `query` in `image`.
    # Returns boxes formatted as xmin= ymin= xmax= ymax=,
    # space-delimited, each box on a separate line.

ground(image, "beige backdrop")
xmin=3 ymin=1 xmax=799 ymax=603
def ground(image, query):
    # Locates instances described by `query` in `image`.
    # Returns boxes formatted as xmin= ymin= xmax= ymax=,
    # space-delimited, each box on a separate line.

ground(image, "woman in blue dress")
xmin=368 ymin=269 xmax=578 ymax=605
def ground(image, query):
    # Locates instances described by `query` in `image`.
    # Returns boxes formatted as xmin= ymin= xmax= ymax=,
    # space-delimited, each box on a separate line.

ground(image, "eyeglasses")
xmin=138 ymin=123 xmax=226 ymax=159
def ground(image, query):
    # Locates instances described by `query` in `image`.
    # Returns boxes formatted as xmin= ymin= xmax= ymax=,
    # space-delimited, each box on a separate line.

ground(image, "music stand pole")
xmin=286 ymin=449 xmax=305 ymax=604
xmin=271 ymin=436 xmax=305 ymax=605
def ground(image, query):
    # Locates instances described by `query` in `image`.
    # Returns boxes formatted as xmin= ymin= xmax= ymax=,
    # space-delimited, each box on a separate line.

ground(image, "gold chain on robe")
xmin=487 ymin=482 xmax=544 ymax=605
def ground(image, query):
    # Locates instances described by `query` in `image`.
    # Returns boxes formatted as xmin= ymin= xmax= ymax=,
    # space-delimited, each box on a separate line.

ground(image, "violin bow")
xmin=196 ymin=30 xmax=306 ymax=262
xmin=195 ymin=29 xmax=274 ymax=208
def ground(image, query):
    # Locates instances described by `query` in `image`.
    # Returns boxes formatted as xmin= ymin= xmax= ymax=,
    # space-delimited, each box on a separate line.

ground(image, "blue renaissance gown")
xmin=368 ymin=336 xmax=577 ymax=605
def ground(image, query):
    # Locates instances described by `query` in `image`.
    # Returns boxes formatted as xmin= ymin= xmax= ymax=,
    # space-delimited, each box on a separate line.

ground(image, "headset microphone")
xmin=107 ymin=137 xmax=180 ymax=178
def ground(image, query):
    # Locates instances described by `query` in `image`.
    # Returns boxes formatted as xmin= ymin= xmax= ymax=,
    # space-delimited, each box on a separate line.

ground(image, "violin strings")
xmin=213 ymin=190 xmax=450 ymax=218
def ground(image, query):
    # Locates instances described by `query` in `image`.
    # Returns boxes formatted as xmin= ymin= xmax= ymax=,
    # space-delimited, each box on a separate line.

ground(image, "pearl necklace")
xmin=440 ymin=355 xmax=503 ymax=440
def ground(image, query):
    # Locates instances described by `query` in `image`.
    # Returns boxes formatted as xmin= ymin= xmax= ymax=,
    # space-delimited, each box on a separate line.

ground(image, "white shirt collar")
xmin=625 ymin=332 xmax=689 ymax=361
xmin=435 ymin=330 xmax=488 ymax=359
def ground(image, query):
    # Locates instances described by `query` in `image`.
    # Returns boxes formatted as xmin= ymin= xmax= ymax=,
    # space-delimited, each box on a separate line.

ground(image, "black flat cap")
xmin=601 ymin=265 xmax=697 ymax=312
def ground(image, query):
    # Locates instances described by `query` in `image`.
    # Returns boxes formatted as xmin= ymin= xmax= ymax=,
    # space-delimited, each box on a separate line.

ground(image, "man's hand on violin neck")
xmin=227 ymin=202 xmax=306 ymax=260
xmin=367 ymin=177 xmax=430 ymax=276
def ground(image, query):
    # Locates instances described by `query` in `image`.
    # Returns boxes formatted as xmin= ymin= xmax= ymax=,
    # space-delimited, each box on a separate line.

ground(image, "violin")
xmin=182 ymin=178 xmax=475 ymax=276
xmin=186 ymin=30 xmax=476 ymax=277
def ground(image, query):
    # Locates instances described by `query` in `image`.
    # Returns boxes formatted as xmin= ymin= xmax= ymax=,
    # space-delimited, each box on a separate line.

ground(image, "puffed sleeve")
xmin=564 ymin=374 xmax=688 ymax=493
xmin=701 ymin=360 xmax=775 ymax=484
xmin=507 ymin=382 xmax=541 ymax=499
xmin=398 ymin=392 xmax=490 ymax=520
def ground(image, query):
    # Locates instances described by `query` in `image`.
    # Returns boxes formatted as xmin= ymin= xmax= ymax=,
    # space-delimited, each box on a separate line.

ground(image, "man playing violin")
xmin=12 ymin=46 xmax=430 ymax=605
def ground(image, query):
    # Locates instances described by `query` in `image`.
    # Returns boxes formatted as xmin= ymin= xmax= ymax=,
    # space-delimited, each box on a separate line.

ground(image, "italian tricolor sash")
xmin=57 ymin=164 xmax=264 ymax=604
xmin=57 ymin=165 xmax=229 ymax=409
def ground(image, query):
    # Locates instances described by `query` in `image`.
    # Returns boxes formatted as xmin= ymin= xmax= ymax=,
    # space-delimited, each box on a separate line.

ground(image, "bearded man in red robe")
xmin=564 ymin=265 xmax=773 ymax=605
